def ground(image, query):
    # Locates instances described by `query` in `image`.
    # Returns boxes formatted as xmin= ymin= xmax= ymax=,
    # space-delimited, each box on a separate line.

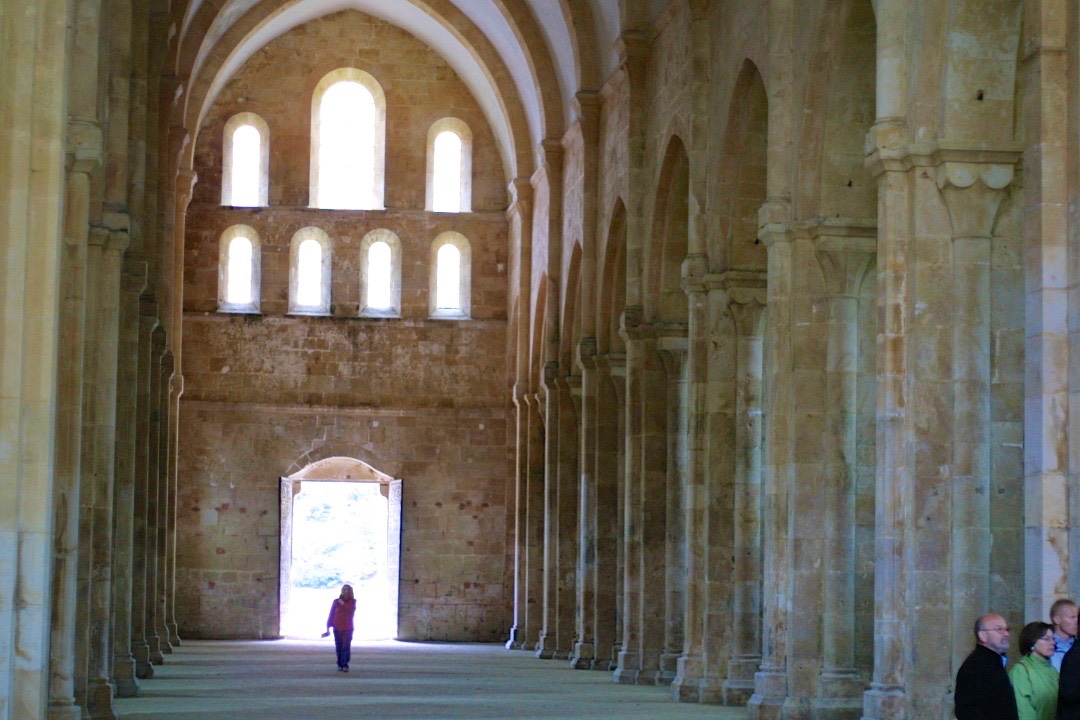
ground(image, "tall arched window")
xmin=310 ymin=69 xmax=386 ymax=210
xmin=217 ymin=224 xmax=261 ymax=312
xmin=425 ymin=118 xmax=472 ymax=212
xmin=289 ymin=227 xmax=332 ymax=314
xmin=429 ymin=231 xmax=471 ymax=319
xmin=222 ymin=113 xmax=269 ymax=206
xmin=359 ymin=229 xmax=402 ymax=317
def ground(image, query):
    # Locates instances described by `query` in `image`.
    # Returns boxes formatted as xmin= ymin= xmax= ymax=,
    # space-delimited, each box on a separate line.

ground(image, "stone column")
xmin=572 ymin=339 xmax=599 ymax=669
xmin=156 ymin=351 xmax=176 ymax=653
xmin=935 ymin=158 xmax=1015 ymax=668
xmin=614 ymin=306 xmax=646 ymax=685
xmin=130 ymin=301 xmax=158 ymax=678
xmin=536 ymin=365 xmax=558 ymax=659
xmin=522 ymin=393 xmax=546 ymax=650
xmin=110 ymin=254 xmax=146 ymax=697
xmin=83 ymin=225 xmax=129 ymax=720
xmin=165 ymin=366 xmax=183 ymax=646
xmin=557 ymin=374 xmax=580 ymax=660
xmin=812 ymin=231 xmax=875 ymax=718
xmin=145 ymin=327 xmax=165 ymax=665
xmin=748 ymin=200 xmax=795 ymax=720
xmin=1020 ymin=0 xmax=1071 ymax=622
xmin=505 ymin=177 xmax=533 ymax=650
xmin=721 ymin=277 xmax=767 ymax=705
xmin=658 ymin=341 xmax=687 ymax=687
xmin=673 ymin=255 xmax=708 ymax=701
xmin=593 ymin=355 xmax=622 ymax=671
xmin=48 ymin=119 xmax=100 ymax=720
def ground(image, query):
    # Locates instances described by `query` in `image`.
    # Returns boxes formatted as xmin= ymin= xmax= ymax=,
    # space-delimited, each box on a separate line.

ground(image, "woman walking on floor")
xmin=325 ymin=583 xmax=357 ymax=672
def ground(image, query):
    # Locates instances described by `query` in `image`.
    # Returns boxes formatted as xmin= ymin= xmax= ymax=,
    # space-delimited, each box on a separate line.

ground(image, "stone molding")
xmin=66 ymin=117 xmax=102 ymax=174
xmin=864 ymin=139 xmax=1022 ymax=179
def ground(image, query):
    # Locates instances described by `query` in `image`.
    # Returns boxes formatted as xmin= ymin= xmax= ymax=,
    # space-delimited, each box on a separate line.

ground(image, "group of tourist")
xmin=956 ymin=599 xmax=1080 ymax=719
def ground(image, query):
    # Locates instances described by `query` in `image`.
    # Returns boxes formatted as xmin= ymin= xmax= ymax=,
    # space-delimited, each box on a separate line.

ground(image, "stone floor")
xmin=112 ymin=639 xmax=747 ymax=719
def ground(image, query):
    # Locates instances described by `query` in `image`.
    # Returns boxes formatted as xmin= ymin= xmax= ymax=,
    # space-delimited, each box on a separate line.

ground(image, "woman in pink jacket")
xmin=325 ymin=584 xmax=356 ymax=672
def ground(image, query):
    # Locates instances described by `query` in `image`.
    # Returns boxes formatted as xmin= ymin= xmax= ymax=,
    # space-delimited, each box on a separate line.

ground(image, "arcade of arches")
xmin=2 ymin=1 xmax=1077 ymax=719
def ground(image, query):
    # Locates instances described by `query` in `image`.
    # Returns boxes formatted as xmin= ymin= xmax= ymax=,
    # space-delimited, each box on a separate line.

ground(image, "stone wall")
xmin=176 ymin=8 xmax=513 ymax=642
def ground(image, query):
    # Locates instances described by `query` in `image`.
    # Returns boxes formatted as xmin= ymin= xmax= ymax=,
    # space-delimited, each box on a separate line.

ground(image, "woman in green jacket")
xmin=1010 ymin=621 xmax=1058 ymax=720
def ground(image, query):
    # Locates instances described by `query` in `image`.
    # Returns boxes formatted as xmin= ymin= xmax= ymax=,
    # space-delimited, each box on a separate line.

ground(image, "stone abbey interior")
xmin=1 ymin=0 xmax=1075 ymax=718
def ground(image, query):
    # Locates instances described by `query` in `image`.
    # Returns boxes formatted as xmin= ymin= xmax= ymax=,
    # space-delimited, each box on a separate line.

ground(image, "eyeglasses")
xmin=979 ymin=626 xmax=1010 ymax=633
xmin=1035 ymin=635 xmax=1055 ymax=643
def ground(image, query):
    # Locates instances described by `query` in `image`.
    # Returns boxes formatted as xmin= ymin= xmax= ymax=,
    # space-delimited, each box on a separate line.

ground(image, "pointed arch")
xmin=599 ymin=200 xmax=627 ymax=356
xmin=712 ymin=60 xmax=768 ymax=274
xmin=645 ymin=136 xmax=690 ymax=324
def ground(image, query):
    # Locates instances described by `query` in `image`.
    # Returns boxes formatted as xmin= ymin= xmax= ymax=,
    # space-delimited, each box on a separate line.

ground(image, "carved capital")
xmin=729 ymin=292 xmax=767 ymax=337
xmin=810 ymin=219 xmax=877 ymax=297
xmin=176 ymin=169 xmax=198 ymax=210
xmin=934 ymin=160 xmax=1015 ymax=239
xmin=507 ymin=178 xmax=533 ymax=220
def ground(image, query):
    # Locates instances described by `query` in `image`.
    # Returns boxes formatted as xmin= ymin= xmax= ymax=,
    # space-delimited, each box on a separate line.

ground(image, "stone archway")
xmin=279 ymin=457 xmax=402 ymax=638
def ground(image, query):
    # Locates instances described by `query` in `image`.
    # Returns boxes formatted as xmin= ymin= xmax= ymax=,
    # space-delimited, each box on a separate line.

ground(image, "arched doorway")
xmin=279 ymin=457 xmax=401 ymax=639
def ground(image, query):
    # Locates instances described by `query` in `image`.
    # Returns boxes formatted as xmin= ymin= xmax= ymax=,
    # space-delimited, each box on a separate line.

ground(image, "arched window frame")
xmin=310 ymin=68 xmax=386 ymax=210
xmin=425 ymin=117 xmax=472 ymax=213
xmin=429 ymin=231 xmax=471 ymax=319
xmin=217 ymin=224 xmax=261 ymax=313
xmin=221 ymin=113 xmax=270 ymax=207
xmin=288 ymin=227 xmax=333 ymax=315
xmin=359 ymin=229 xmax=402 ymax=318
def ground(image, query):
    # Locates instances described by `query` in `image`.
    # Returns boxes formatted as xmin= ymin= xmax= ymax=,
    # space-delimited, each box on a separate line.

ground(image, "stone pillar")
xmin=536 ymin=366 xmax=558 ymax=659
xmin=615 ymin=306 xmax=646 ymax=685
xmin=165 ymin=366 xmax=183 ymax=647
xmin=110 ymin=254 xmax=146 ymax=697
xmin=862 ymin=135 xmax=913 ymax=720
xmin=572 ymin=339 xmax=599 ymax=670
xmin=935 ymin=159 xmax=1015 ymax=668
xmin=522 ymin=393 xmax=546 ymax=650
xmin=130 ymin=301 xmax=158 ymax=678
xmin=639 ymin=329 xmax=669 ymax=686
xmin=156 ymin=351 xmax=176 ymax=653
xmin=593 ymin=355 xmax=622 ymax=671
xmin=505 ymin=177 xmax=533 ymax=650
xmin=673 ymin=254 xmax=708 ymax=701
xmin=557 ymin=374 xmax=580 ymax=660
xmin=812 ymin=232 xmax=875 ymax=718
xmin=83 ymin=225 xmax=129 ymax=720
xmin=657 ymin=341 xmax=687 ymax=687
xmin=721 ymin=277 xmax=767 ymax=705
xmin=748 ymin=200 xmax=794 ymax=720
xmin=145 ymin=327 xmax=165 ymax=665
xmin=1020 ymin=0 xmax=1071 ymax=622
xmin=48 ymin=119 xmax=100 ymax=720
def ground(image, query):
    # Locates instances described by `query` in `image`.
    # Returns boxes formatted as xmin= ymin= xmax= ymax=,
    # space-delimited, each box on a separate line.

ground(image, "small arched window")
xmin=311 ymin=69 xmax=386 ymax=210
xmin=359 ymin=229 xmax=402 ymax=317
xmin=222 ymin=113 xmax=269 ymax=206
xmin=429 ymin=231 xmax=471 ymax=319
xmin=289 ymin=227 xmax=332 ymax=314
xmin=217 ymin=224 xmax=261 ymax=313
xmin=426 ymin=118 xmax=472 ymax=213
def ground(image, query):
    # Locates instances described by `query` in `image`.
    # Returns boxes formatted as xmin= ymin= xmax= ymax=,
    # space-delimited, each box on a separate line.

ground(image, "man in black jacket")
xmin=954 ymin=613 xmax=1019 ymax=720
xmin=1059 ymin=633 xmax=1080 ymax=719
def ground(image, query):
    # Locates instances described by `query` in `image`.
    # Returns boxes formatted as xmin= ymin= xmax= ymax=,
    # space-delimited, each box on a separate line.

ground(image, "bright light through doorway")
xmin=283 ymin=481 xmax=394 ymax=639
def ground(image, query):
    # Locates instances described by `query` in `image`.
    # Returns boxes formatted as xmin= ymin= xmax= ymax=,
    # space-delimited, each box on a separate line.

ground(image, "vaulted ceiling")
xmin=172 ymin=0 xmax=669 ymax=181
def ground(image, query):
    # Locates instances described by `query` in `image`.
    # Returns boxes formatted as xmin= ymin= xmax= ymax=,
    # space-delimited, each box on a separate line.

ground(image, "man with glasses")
xmin=954 ymin=613 xmax=1019 ymax=720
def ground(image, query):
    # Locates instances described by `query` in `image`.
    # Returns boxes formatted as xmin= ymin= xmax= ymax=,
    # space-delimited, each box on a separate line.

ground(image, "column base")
xmin=591 ymin=658 xmax=615 ymax=671
xmin=534 ymin=633 xmax=556 ymax=659
xmin=570 ymin=641 xmax=595 ymax=669
xmin=746 ymin=668 xmax=787 ymax=720
xmin=654 ymin=650 xmax=679 ymax=686
xmin=111 ymin=652 xmax=140 ymax=698
xmin=811 ymin=669 xmax=864 ymax=719
xmin=47 ymin=700 xmax=82 ymax=720
xmin=723 ymin=653 xmax=762 ymax=706
xmin=504 ymin=625 xmax=522 ymax=650
xmin=168 ymin=622 xmax=181 ymax=647
xmin=671 ymin=654 xmax=704 ymax=702
xmin=613 ymin=649 xmax=641 ymax=685
xmin=86 ymin=678 xmax=116 ymax=720
xmin=860 ymin=683 xmax=906 ymax=720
